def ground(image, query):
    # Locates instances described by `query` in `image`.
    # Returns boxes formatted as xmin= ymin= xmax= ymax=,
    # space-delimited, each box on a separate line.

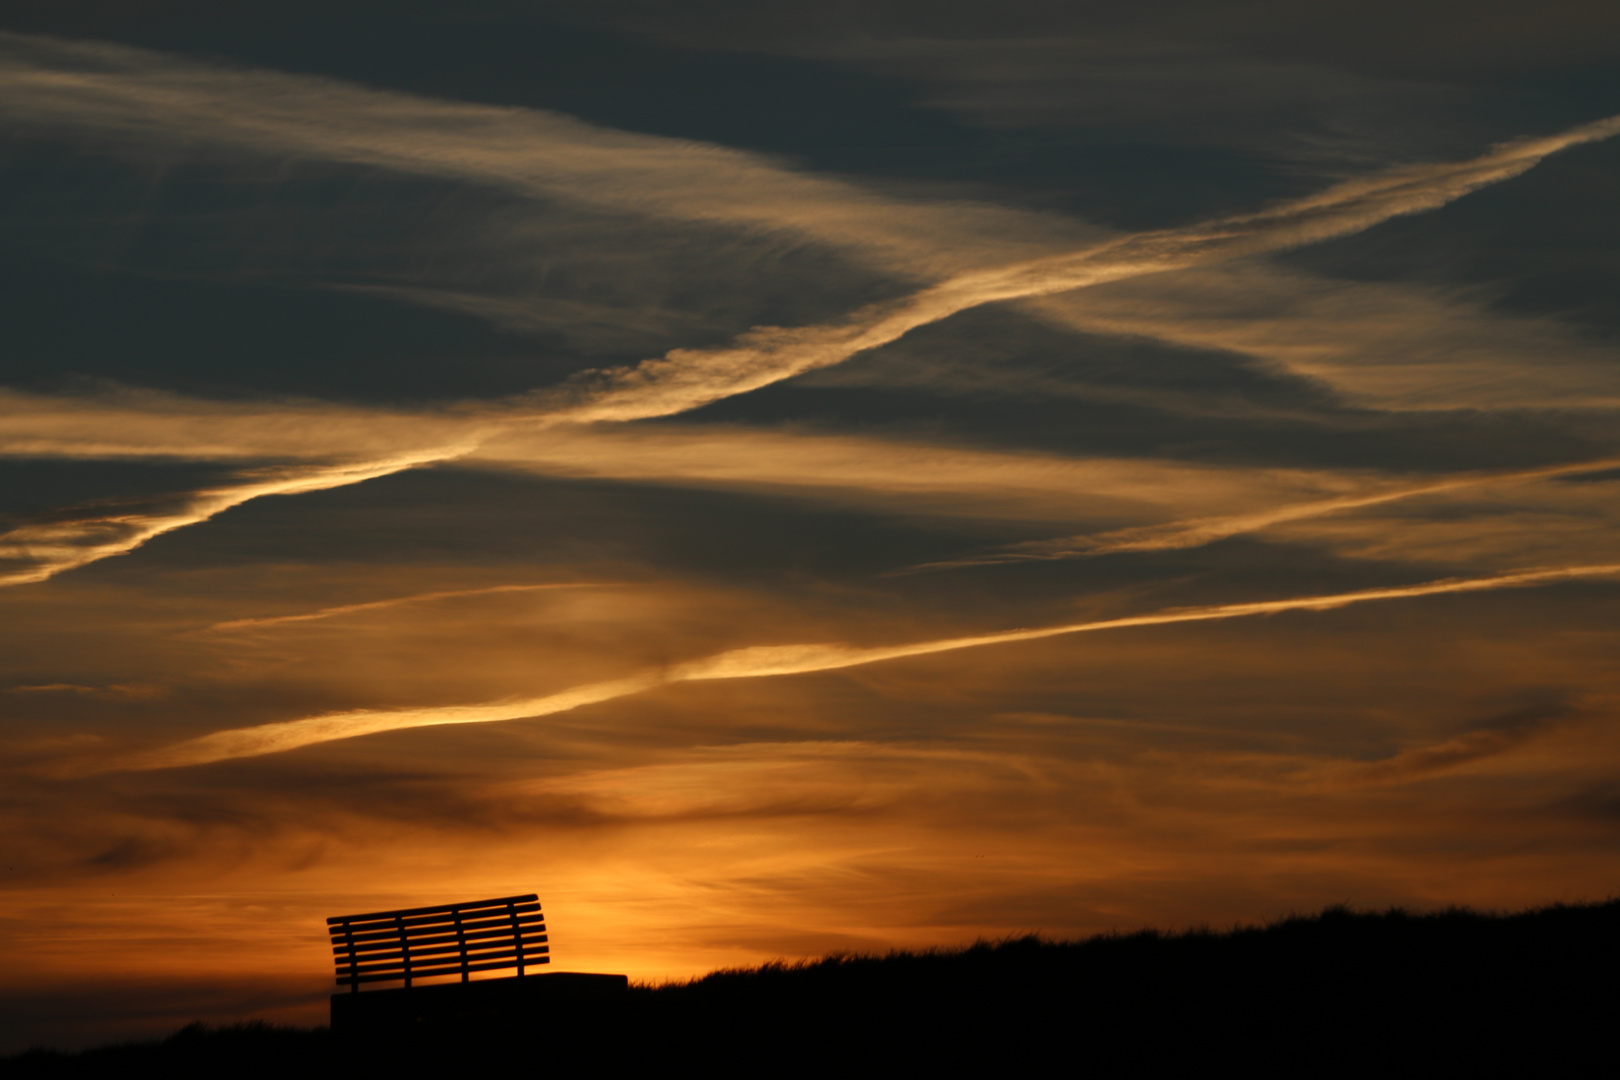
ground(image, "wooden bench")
xmin=326 ymin=893 xmax=626 ymax=1031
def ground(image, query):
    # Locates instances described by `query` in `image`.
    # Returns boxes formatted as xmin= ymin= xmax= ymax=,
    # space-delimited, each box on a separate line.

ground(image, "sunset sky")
xmin=3 ymin=0 xmax=1619 ymax=1051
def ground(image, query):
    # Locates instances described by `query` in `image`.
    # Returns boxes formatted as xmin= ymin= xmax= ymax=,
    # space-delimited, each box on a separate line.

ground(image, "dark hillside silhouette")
xmin=9 ymin=900 xmax=1619 ymax=1077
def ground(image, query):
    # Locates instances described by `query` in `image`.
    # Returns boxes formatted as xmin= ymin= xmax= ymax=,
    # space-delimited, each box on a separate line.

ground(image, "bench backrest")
xmin=327 ymin=893 xmax=549 ymax=992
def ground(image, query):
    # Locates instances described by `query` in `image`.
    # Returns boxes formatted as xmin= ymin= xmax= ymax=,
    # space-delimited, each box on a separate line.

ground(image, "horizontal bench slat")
xmin=332 ymin=904 xmax=540 ymax=937
xmin=332 ymin=912 xmax=543 ymax=946
xmin=341 ymin=943 xmax=551 ymax=976
xmin=335 ymin=904 xmax=541 ymax=936
xmin=336 ymin=919 xmax=550 ymax=952
xmin=335 ymin=954 xmax=551 ymax=986
xmin=334 ymin=935 xmax=550 ymax=968
xmin=333 ymin=924 xmax=545 ymax=952
xmin=334 ymin=908 xmax=540 ymax=939
xmin=327 ymin=894 xmax=539 ymax=925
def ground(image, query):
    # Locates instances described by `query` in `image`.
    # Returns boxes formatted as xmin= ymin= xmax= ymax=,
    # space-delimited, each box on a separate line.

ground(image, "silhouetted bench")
xmin=327 ymin=893 xmax=627 ymax=1032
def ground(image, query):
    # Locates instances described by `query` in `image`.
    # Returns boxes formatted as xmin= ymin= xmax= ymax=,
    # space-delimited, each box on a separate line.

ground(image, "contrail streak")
xmin=547 ymin=114 xmax=1620 ymax=425
xmin=204 ymin=582 xmax=617 ymax=632
xmin=105 ymin=563 xmax=1620 ymax=772
xmin=6 ymin=111 xmax=1615 ymax=586
xmin=907 ymin=457 xmax=1620 ymax=571
xmin=0 ymin=445 xmax=476 ymax=586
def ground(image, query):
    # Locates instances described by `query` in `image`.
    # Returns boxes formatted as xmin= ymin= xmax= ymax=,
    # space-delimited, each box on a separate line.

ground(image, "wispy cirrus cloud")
xmin=0 ymin=387 xmax=482 ymax=462
xmin=1 ymin=385 xmax=1342 ymax=529
xmin=20 ymin=385 xmax=1607 ymax=590
xmin=204 ymin=582 xmax=617 ymax=633
xmin=4 ymin=31 xmax=1612 ymax=419
xmin=4 ymin=29 xmax=1616 ymax=587
xmin=1331 ymin=701 xmax=1578 ymax=787
xmin=817 ymin=35 xmax=1487 ymax=172
xmin=0 ymin=31 xmax=1083 ymax=278
xmin=0 ymin=446 xmax=475 ymax=586
xmin=542 ymin=113 xmax=1620 ymax=424
xmin=97 ymin=562 xmax=1620 ymax=771
xmin=811 ymin=260 xmax=1620 ymax=415
xmin=911 ymin=457 xmax=1620 ymax=571
xmin=468 ymin=422 xmax=1320 ymax=523
xmin=1026 ymin=261 xmax=1620 ymax=411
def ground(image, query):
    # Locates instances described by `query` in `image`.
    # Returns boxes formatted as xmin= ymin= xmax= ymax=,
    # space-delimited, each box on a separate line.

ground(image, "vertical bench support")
xmin=454 ymin=906 xmax=469 ymax=984
xmin=396 ymin=915 xmax=412 ymax=989
xmin=509 ymin=899 xmax=526 ymax=977
xmin=341 ymin=919 xmax=359 ymax=993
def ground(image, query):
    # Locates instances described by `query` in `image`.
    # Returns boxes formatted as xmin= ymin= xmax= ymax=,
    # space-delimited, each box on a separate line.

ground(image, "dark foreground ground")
xmin=8 ymin=900 xmax=1618 ymax=1077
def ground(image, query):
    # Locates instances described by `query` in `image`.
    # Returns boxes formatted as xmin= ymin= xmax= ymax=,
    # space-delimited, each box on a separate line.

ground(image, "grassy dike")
xmin=9 ymin=899 xmax=1618 ymax=1077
